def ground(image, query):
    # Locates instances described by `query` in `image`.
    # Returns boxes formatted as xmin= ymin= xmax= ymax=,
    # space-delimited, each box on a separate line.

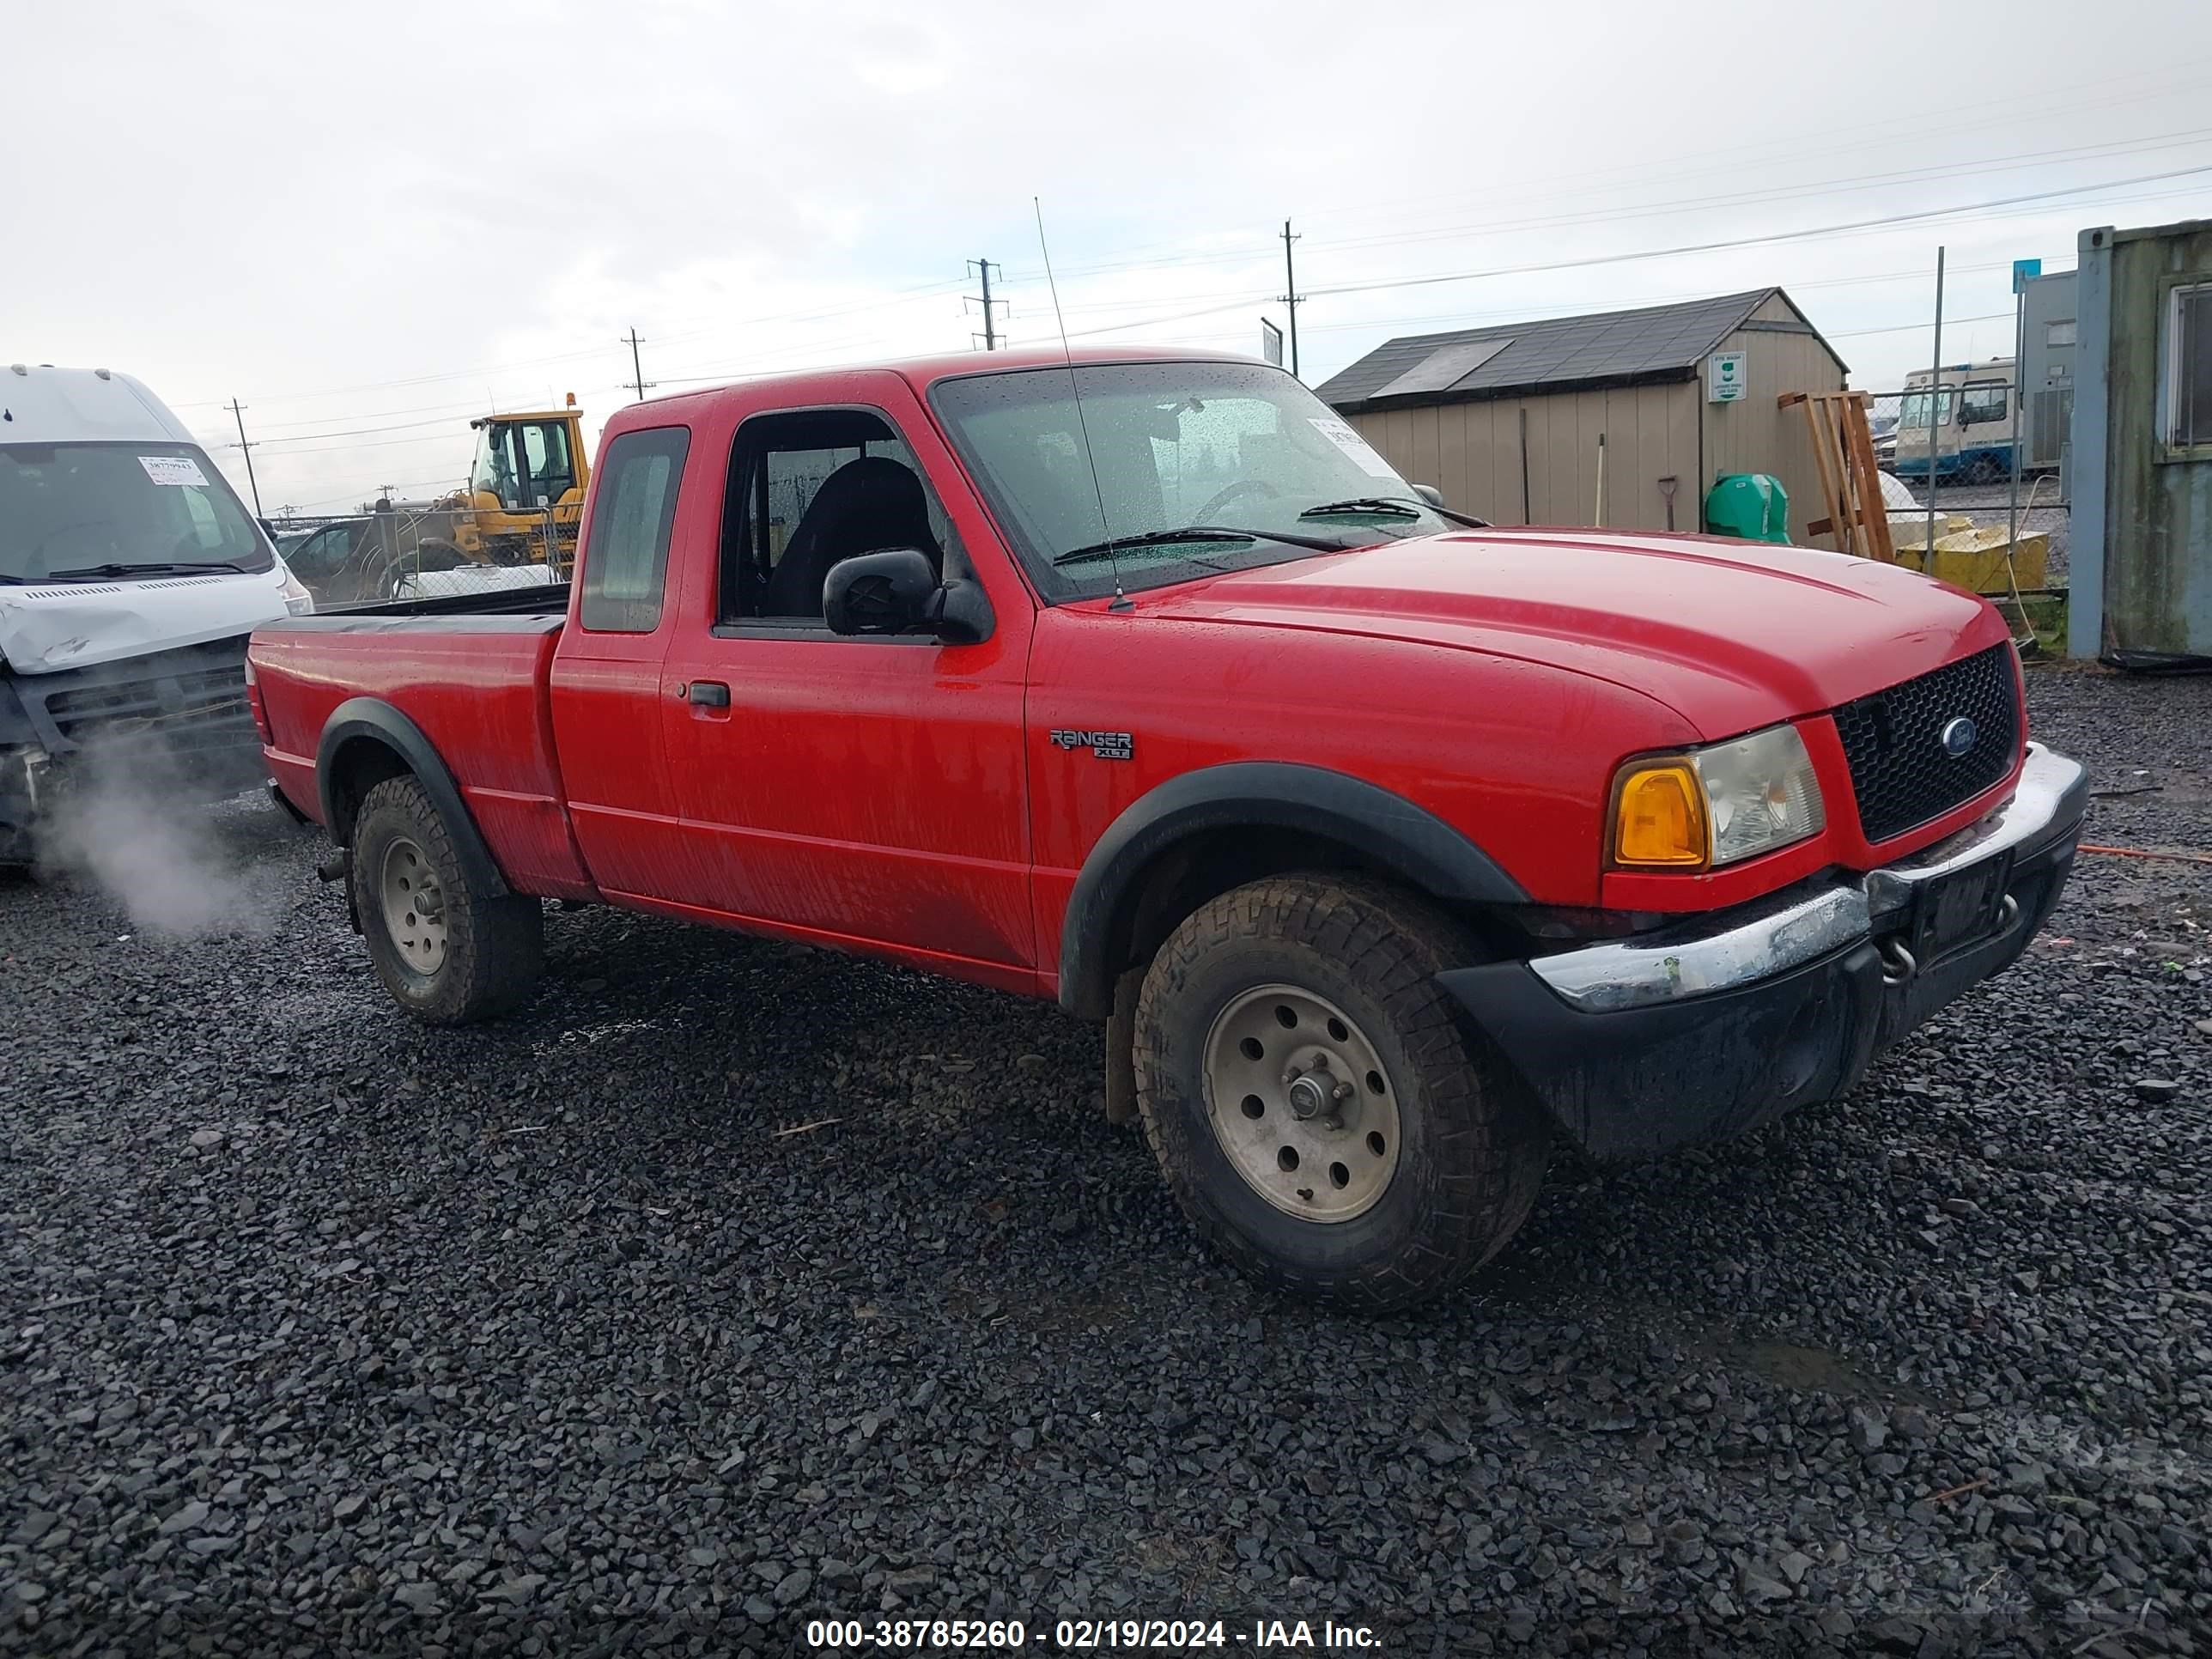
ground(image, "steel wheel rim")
xmin=1202 ymin=983 xmax=1402 ymax=1223
xmin=378 ymin=836 xmax=448 ymax=976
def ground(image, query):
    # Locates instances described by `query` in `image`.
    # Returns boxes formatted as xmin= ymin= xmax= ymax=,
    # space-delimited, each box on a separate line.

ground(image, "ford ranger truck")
xmin=246 ymin=348 xmax=2087 ymax=1311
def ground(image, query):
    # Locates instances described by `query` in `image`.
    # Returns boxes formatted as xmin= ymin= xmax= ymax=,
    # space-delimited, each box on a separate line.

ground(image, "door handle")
xmin=688 ymin=680 xmax=731 ymax=708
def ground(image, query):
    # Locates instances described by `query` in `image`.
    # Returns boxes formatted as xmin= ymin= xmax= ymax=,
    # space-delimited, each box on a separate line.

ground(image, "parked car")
xmin=246 ymin=347 xmax=2087 ymax=1309
xmin=1 ymin=363 xmax=313 ymax=863
xmin=278 ymin=516 xmax=387 ymax=607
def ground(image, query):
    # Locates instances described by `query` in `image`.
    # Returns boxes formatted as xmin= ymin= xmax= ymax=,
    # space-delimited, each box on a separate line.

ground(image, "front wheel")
xmin=1133 ymin=875 xmax=1548 ymax=1310
xmin=349 ymin=775 xmax=543 ymax=1024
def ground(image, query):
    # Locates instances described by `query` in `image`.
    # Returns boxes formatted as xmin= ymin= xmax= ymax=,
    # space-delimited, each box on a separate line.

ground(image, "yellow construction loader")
xmin=410 ymin=397 xmax=591 ymax=574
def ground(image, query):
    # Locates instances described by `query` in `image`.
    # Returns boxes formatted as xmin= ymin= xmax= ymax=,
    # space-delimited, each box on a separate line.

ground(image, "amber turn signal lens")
xmin=1613 ymin=763 xmax=1710 ymax=869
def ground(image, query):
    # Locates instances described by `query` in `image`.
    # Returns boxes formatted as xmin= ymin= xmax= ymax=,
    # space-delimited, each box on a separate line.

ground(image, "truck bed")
xmin=250 ymin=606 xmax=593 ymax=899
xmin=316 ymin=580 xmax=574 ymax=620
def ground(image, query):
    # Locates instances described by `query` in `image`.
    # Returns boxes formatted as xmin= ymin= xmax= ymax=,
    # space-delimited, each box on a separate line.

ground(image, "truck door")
xmin=547 ymin=422 xmax=702 ymax=900
xmin=656 ymin=392 xmax=1036 ymax=989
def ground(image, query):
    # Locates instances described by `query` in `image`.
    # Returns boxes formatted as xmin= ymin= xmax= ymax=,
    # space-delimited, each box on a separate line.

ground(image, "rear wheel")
xmin=1133 ymin=875 xmax=1548 ymax=1310
xmin=349 ymin=775 xmax=542 ymax=1023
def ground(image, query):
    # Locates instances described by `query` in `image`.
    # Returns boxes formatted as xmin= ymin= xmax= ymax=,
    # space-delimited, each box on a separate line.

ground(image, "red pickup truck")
xmin=248 ymin=346 xmax=2086 ymax=1310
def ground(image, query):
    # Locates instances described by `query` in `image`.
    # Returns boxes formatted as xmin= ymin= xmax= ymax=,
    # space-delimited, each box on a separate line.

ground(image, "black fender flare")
xmin=315 ymin=697 xmax=509 ymax=898
xmin=1057 ymin=761 xmax=1527 ymax=1018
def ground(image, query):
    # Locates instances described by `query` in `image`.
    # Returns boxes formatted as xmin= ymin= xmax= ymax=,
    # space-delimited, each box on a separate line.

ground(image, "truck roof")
xmin=625 ymin=344 xmax=1265 ymax=420
xmin=0 ymin=363 xmax=198 ymax=446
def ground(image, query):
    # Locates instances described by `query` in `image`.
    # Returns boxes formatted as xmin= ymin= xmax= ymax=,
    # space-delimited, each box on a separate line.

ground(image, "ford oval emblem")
xmin=1940 ymin=715 xmax=1978 ymax=757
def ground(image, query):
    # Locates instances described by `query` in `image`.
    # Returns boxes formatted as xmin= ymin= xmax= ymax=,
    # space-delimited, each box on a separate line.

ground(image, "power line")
xmin=1303 ymin=163 xmax=2212 ymax=303
xmin=1066 ymin=161 xmax=2211 ymax=349
xmin=1136 ymin=60 xmax=2212 ymax=282
xmin=284 ymin=474 xmax=465 ymax=512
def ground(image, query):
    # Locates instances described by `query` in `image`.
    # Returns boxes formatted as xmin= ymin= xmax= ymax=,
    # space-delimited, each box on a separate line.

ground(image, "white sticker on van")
xmin=1307 ymin=416 xmax=1399 ymax=479
xmin=138 ymin=455 xmax=209 ymax=487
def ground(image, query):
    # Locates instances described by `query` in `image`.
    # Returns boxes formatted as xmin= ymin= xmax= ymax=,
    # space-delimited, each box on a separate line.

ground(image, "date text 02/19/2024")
xmin=802 ymin=1617 xmax=1384 ymax=1650
xmin=1057 ymin=1622 xmax=1378 ymax=1650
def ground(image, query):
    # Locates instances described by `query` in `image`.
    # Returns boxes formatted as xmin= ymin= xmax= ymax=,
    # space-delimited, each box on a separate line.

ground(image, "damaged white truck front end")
xmin=1 ymin=364 xmax=311 ymax=863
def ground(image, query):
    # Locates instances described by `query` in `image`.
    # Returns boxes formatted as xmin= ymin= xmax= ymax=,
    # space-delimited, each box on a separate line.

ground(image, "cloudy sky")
xmin=9 ymin=0 xmax=2211 ymax=514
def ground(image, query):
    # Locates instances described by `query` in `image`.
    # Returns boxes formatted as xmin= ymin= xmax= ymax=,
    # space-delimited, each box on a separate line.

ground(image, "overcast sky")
xmin=9 ymin=0 xmax=2211 ymax=514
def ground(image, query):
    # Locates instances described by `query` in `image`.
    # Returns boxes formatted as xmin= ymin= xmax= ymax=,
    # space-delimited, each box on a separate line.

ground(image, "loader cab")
xmin=468 ymin=410 xmax=585 ymax=513
xmin=462 ymin=402 xmax=590 ymax=568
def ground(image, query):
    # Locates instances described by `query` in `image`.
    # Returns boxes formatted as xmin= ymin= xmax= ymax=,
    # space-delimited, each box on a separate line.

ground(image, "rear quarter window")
xmin=578 ymin=426 xmax=691 ymax=633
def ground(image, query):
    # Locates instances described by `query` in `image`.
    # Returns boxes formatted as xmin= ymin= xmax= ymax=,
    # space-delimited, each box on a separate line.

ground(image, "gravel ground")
xmin=3 ymin=666 xmax=2209 ymax=1658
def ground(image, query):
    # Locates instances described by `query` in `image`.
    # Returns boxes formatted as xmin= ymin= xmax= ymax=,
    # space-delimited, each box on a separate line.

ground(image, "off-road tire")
xmin=349 ymin=775 xmax=542 ymax=1024
xmin=1133 ymin=874 xmax=1548 ymax=1311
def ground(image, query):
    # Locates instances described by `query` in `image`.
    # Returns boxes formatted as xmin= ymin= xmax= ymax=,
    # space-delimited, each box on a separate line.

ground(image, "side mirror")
xmin=823 ymin=548 xmax=992 ymax=644
xmin=258 ymin=516 xmax=278 ymax=541
xmin=1410 ymin=483 xmax=1446 ymax=508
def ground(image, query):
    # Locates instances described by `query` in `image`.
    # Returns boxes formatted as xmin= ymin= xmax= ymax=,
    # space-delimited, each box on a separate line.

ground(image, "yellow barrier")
xmin=1892 ymin=526 xmax=2049 ymax=594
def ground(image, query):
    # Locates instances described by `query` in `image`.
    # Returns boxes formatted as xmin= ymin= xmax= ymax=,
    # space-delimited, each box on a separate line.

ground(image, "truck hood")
xmin=1138 ymin=527 xmax=2008 ymax=738
xmin=0 ymin=568 xmax=293 ymax=675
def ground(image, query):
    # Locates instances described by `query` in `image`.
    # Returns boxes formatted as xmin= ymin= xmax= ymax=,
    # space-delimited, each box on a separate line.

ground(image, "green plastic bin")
xmin=1703 ymin=473 xmax=1790 ymax=544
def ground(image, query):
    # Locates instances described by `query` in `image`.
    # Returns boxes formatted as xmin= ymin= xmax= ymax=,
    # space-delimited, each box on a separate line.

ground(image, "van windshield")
xmin=0 ymin=442 xmax=272 ymax=582
xmin=1898 ymin=390 xmax=1954 ymax=430
xmin=929 ymin=361 xmax=1461 ymax=602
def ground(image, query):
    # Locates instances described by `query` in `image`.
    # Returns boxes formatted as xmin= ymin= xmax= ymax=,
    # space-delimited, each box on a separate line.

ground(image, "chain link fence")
xmin=1856 ymin=385 xmax=2070 ymax=588
xmin=270 ymin=498 xmax=571 ymax=611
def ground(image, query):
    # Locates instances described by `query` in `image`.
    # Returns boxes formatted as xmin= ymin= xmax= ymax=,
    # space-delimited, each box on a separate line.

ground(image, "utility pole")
xmin=226 ymin=398 xmax=264 ymax=516
xmin=1278 ymin=221 xmax=1304 ymax=380
xmin=623 ymin=329 xmax=655 ymax=400
xmin=966 ymin=258 xmax=1006 ymax=349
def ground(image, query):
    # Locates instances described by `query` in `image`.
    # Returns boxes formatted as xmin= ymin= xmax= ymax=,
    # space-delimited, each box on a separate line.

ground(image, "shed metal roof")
xmin=1316 ymin=288 xmax=1845 ymax=412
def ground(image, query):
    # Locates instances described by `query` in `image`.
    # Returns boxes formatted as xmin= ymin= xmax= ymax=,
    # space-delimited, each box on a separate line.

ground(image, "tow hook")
xmin=1879 ymin=938 xmax=1917 ymax=987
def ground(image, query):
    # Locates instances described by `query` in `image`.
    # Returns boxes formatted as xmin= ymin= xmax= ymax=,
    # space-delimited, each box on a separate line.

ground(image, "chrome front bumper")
xmin=1531 ymin=744 xmax=2087 ymax=1014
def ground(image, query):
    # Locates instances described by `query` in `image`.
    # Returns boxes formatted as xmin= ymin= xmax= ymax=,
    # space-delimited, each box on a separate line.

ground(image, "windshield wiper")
xmin=41 ymin=560 xmax=247 ymax=580
xmin=1299 ymin=495 xmax=1490 ymax=529
xmin=1298 ymin=496 xmax=1421 ymax=520
xmin=1052 ymin=524 xmax=1346 ymax=568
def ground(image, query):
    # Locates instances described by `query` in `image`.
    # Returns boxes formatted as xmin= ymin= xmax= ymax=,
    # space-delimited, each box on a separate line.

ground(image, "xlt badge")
xmin=1050 ymin=728 xmax=1133 ymax=762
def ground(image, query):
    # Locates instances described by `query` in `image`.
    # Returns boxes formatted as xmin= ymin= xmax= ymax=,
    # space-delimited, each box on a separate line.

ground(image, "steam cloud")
xmin=42 ymin=742 xmax=280 ymax=939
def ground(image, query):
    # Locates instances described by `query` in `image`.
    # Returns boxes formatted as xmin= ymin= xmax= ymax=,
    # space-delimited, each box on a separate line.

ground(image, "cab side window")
xmin=520 ymin=421 xmax=577 ymax=504
xmin=718 ymin=410 xmax=961 ymax=625
xmin=1959 ymin=384 xmax=2008 ymax=426
xmin=289 ymin=523 xmax=354 ymax=580
xmin=579 ymin=426 xmax=690 ymax=633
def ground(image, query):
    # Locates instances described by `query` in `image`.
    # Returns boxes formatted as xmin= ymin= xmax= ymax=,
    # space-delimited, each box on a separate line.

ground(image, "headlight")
xmin=277 ymin=561 xmax=315 ymax=617
xmin=1609 ymin=723 xmax=1825 ymax=871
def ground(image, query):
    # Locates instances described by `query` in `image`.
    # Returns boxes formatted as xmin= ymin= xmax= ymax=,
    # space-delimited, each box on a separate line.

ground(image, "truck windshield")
xmin=0 ymin=441 xmax=272 ymax=582
xmin=930 ymin=361 xmax=1461 ymax=601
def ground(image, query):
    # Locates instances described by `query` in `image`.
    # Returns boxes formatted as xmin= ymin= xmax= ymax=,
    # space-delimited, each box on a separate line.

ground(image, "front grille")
xmin=43 ymin=666 xmax=246 ymax=740
xmin=1833 ymin=644 xmax=2020 ymax=842
xmin=17 ymin=641 xmax=264 ymax=787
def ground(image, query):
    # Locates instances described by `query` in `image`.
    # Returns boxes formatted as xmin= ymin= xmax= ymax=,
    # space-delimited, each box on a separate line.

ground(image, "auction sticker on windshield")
xmin=1307 ymin=416 xmax=1398 ymax=479
xmin=138 ymin=455 xmax=209 ymax=487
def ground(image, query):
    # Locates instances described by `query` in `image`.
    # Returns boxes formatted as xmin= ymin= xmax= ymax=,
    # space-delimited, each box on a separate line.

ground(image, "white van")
xmin=1887 ymin=359 xmax=2021 ymax=483
xmin=0 ymin=363 xmax=313 ymax=861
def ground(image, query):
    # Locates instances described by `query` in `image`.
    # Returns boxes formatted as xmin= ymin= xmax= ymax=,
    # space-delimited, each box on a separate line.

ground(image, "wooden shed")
xmin=1316 ymin=289 xmax=1850 ymax=541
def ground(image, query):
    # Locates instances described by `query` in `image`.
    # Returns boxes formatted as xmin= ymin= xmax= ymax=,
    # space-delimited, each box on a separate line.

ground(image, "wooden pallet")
xmin=1779 ymin=390 xmax=1895 ymax=562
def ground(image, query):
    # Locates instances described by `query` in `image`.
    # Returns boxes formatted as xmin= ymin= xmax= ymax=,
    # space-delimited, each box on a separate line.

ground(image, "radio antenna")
xmin=1032 ymin=196 xmax=1130 ymax=611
